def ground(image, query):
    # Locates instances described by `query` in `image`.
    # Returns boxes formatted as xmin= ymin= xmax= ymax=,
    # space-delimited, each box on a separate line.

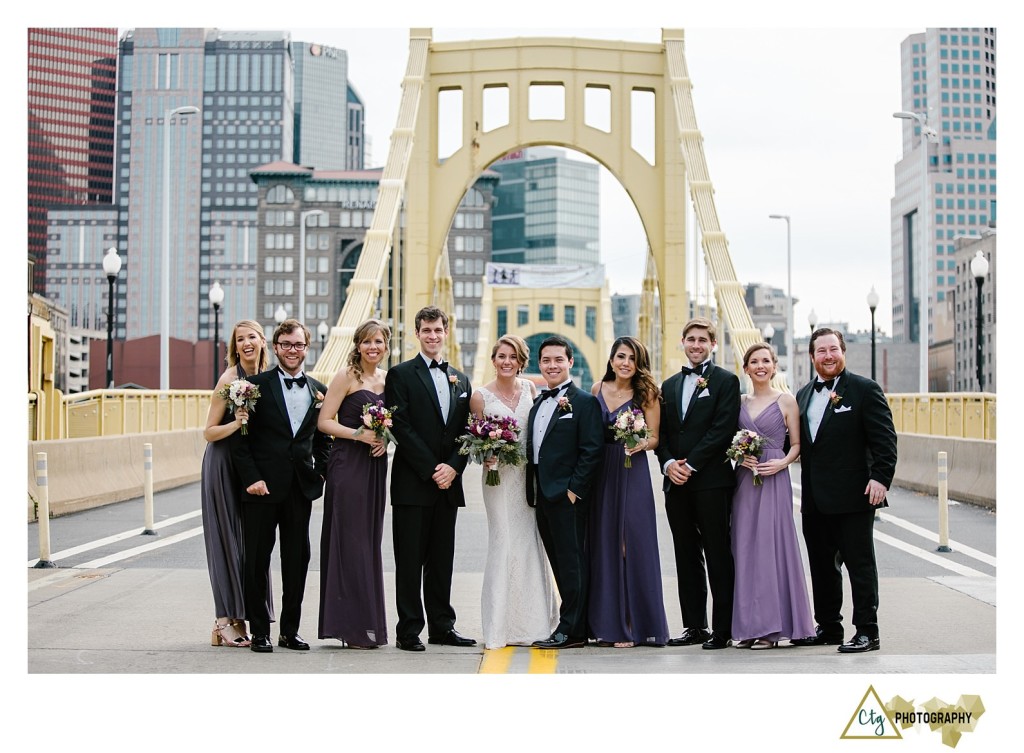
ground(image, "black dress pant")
xmin=392 ymin=502 xmax=458 ymax=640
xmin=241 ymin=487 xmax=312 ymax=637
xmin=801 ymin=508 xmax=879 ymax=639
xmin=535 ymin=491 xmax=589 ymax=638
xmin=664 ymin=485 xmax=734 ymax=638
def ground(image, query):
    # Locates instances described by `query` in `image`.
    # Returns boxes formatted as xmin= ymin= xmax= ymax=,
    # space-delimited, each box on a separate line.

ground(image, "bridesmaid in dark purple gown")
xmin=588 ymin=337 xmax=669 ymax=647
xmin=317 ymin=319 xmax=392 ymax=649
xmin=730 ymin=342 xmax=814 ymax=649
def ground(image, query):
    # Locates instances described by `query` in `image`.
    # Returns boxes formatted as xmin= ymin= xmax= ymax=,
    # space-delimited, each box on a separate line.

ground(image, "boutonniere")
xmin=695 ymin=377 xmax=709 ymax=391
xmin=557 ymin=396 xmax=573 ymax=413
xmin=448 ymin=374 xmax=459 ymax=385
xmin=314 ymin=390 xmax=325 ymax=409
xmin=829 ymin=391 xmax=842 ymax=408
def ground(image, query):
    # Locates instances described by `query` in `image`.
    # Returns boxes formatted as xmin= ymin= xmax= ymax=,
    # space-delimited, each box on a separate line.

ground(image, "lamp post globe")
xmin=867 ymin=286 xmax=879 ymax=382
xmin=763 ymin=322 xmax=775 ymax=344
xmin=208 ymin=281 xmax=224 ymax=387
xmin=970 ymin=251 xmax=989 ymax=391
xmin=808 ymin=308 xmax=818 ymax=334
xmin=102 ymin=247 xmax=122 ymax=389
xmin=317 ymin=320 xmax=329 ymax=362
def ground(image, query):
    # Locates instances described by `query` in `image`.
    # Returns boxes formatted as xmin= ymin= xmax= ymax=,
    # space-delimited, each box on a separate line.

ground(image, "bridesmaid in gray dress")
xmin=201 ymin=319 xmax=271 ymax=647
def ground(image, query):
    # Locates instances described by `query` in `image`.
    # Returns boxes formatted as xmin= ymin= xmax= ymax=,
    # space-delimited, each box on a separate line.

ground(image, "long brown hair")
xmin=346 ymin=319 xmax=392 ymax=383
xmin=601 ymin=336 xmax=660 ymax=407
xmin=226 ymin=319 xmax=269 ymax=374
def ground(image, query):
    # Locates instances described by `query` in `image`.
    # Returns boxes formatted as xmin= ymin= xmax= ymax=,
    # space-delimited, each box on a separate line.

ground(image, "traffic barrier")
xmin=892 ymin=433 xmax=995 ymax=509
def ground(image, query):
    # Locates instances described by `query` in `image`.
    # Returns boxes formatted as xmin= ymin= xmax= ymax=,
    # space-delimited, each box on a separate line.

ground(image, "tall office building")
xmin=890 ymin=28 xmax=997 ymax=348
xmin=292 ymin=41 xmax=358 ymax=170
xmin=490 ymin=147 xmax=600 ymax=266
xmin=28 ymin=28 xmax=117 ymax=296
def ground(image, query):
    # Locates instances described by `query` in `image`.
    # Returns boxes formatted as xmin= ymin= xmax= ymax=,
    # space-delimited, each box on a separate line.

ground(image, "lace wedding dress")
xmin=479 ymin=381 xmax=559 ymax=649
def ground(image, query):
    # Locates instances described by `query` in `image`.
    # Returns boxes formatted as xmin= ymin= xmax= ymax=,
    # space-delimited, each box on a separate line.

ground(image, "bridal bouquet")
xmin=458 ymin=414 xmax=524 ymax=486
xmin=353 ymin=400 xmax=397 ymax=453
xmin=611 ymin=406 xmax=649 ymax=468
xmin=217 ymin=379 xmax=261 ymax=435
xmin=726 ymin=428 xmax=767 ymax=486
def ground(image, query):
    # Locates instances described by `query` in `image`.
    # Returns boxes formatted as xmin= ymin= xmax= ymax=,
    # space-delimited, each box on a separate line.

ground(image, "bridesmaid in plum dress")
xmin=588 ymin=336 xmax=669 ymax=648
xmin=730 ymin=342 xmax=814 ymax=649
xmin=317 ymin=319 xmax=392 ymax=649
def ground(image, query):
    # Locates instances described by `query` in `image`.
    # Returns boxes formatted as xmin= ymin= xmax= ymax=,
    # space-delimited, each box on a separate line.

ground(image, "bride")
xmin=470 ymin=334 xmax=558 ymax=649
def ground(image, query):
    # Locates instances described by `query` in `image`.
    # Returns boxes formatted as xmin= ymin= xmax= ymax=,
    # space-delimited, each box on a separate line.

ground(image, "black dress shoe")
xmin=701 ymin=633 xmax=732 ymax=650
xmin=396 ymin=636 xmax=426 ymax=652
xmin=790 ymin=626 xmax=845 ymax=647
xmin=278 ymin=634 xmax=310 ymax=651
xmin=250 ymin=634 xmax=273 ymax=653
xmin=837 ymin=634 xmax=880 ymax=653
xmin=427 ymin=629 xmax=477 ymax=647
xmin=532 ymin=632 xmax=586 ymax=649
xmin=666 ymin=627 xmax=712 ymax=646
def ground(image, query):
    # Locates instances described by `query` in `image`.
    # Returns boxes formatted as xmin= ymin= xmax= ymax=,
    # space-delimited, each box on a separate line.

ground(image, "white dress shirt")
xmin=278 ymin=368 xmax=312 ymax=436
xmin=807 ymin=375 xmax=838 ymax=441
xmin=420 ymin=353 xmax=452 ymax=418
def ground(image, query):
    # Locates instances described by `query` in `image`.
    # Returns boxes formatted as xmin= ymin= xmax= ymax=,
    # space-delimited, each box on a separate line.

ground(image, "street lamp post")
xmin=808 ymin=308 xmax=818 ymax=334
xmin=768 ymin=214 xmax=793 ymax=376
xmin=299 ymin=209 xmax=326 ymax=328
xmin=274 ymin=304 xmax=288 ymax=367
xmin=867 ymin=286 xmax=879 ymax=382
xmin=317 ymin=320 xmax=329 ymax=362
xmin=763 ymin=322 xmax=775 ymax=345
xmin=209 ymin=281 xmax=224 ymax=387
xmin=160 ymin=104 xmax=200 ymax=390
xmin=102 ymin=247 xmax=122 ymax=389
xmin=894 ymin=110 xmax=936 ymax=393
xmin=970 ymin=251 xmax=989 ymax=391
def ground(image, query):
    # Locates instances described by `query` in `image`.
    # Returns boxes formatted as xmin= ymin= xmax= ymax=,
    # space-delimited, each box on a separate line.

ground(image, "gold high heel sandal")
xmin=750 ymin=639 xmax=778 ymax=650
xmin=211 ymin=621 xmax=251 ymax=647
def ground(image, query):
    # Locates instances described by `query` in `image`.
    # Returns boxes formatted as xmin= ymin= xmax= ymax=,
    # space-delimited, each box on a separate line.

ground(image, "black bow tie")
xmin=284 ymin=375 xmax=307 ymax=390
xmin=540 ymin=387 xmax=564 ymax=400
xmin=680 ymin=364 xmax=706 ymax=377
xmin=813 ymin=378 xmax=835 ymax=392
xmin=429 ymin=359 xmax=448 ymax=372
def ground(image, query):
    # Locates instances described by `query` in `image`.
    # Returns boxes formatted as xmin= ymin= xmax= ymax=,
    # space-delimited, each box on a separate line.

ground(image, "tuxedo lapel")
xmin=815 ymin=372 xmax=848 ymax=438
xmin=681 ymin=364 xmax=711 ymax=428
xmin=797 ymin=382 xmax=814 ymax=442
xmin=443 ymin=368 xmax=459 ymax=425
xmin=267 ymin=370 xmax=289 ymax=426
xmin=542 ymin=384 xmax=574 ymax=446
xmin=664 ymin=373 xmax=684 ymax=428
xmin=295 ymin=379 xmax=322 ymax=435
xmin=414 ymin=359 xmax=444 ymax=421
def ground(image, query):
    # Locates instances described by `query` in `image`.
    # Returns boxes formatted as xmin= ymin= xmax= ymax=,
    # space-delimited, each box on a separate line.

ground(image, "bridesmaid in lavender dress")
xmin=317 ymin=319 xmax=392 ymax=649
xmin=730 ymin=342 xmax=815 ymax=649
xmin=588 ymin=336 xmax=669 ymax=648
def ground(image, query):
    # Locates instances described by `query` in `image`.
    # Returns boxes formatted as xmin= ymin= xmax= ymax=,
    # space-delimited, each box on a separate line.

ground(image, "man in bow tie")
xmin=792 ymin=328 xmax=897 ymax=654
xmin=231 ymin=319 xmax=331 ymax=653
xmin=656 ymin=317 xmax=740 ymax=650
xmin=384 ymin=306 xmax=475 ymax=651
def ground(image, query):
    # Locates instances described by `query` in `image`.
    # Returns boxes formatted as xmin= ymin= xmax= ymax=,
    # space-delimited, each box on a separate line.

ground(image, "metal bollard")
xmin=34 ymin=452 xmax=56 ymax=568
xmin=142 ymin=443 xmax=157 ymax=536
xmin=937 ymin=451 xmax=952 ymax=552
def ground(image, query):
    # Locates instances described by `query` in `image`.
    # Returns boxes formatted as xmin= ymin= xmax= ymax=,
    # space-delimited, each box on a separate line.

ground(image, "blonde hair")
xmin=227 ymin=319 xmax=269 ymax=374
xmin=490 ymin=334 xmax=530 ymax=373
xmin=346 ymin=319 xmax=392 ymax=383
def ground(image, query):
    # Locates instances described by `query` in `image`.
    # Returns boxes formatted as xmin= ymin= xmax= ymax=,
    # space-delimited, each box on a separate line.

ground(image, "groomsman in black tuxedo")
xmin=526 ymin=335 xmax=604 ymax=649
xmin=656 ymin=317 xmax=740 ymax=650
xmin=231 ymin=319 xmax=331 ymax=653
xmin=385 ymin=306 xmax=475 ymax=652
xmin=791 ymin=328 xmax=897 ymax=653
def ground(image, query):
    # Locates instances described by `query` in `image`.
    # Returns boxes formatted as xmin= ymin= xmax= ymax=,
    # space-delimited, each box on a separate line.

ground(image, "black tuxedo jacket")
xmin=656 ymin=363 xmax=741 ymax=493
xmin=525 ymin=382 xmax=604 ymax=506
xmin=385 ymin=355 xmax=472 ymax=507
xmin=231 ymin=368 xmax=331 ymax=504
xmin=796 ymin=368 xmax=898 ymax=515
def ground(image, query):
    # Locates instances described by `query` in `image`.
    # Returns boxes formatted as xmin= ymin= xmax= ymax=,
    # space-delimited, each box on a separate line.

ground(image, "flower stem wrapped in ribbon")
xmin=458 ymin=414 xmax=525 ymax=486
xmin=353 ymin=400 xmax=397 ymax=455
xmin=611 ymin=406 xmax=649 ymax=468
xmin=725 ymin=428 xmax=767 ymax=486
xmin=216 ymin=379 xmax=261 ymax=435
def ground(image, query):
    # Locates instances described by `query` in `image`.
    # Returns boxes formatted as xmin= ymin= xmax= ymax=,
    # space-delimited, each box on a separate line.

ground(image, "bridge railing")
xmin=886 ymin=392 xmax=996 ymax=440
xmin=31 ymin=389 xmax=212 ymax=440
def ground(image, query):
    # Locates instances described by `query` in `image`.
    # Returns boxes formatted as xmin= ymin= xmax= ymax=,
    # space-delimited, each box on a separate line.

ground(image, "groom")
xmin=231 ymin=319 xmax=331 ymax=653
xmin=526 ymin=335 xmax=603 ymax=649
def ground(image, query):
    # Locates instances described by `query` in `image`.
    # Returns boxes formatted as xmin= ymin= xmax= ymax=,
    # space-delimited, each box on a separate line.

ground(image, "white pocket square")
xmin=698 ymin=391 xmax=711 ymax=398
xmin=559 ymin=413 xmax=574 ymax=419
xmin=458 ymin=392 xmax=468 ymax=398
xmin=834 ymin=405 xmax=852 ymax=413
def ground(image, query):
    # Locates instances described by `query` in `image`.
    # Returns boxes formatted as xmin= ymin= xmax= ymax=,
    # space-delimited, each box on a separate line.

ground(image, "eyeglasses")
xmin=275 ymin=341 xmax=307 ymax=352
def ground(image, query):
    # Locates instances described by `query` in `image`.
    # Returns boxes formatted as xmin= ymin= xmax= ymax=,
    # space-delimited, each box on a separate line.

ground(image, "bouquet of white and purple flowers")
xmin=611 ymin=406 xmax=650 ymax=468
xmin=725 ymin=428 xmax=767 ymax=486
xmin=458 ymin=414 xmax=524 ymax=486
xmin=353 ymin=400 xmax=397 ymax=454
xmin=217 ymin=379 xmax=261 ymax=435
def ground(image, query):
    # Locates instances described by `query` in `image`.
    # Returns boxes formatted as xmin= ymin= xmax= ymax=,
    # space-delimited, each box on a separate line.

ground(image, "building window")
xmin=585 ymin=306 xmax=597 ymax=341
xmin=497 ymin=307 xmax=507 ymax=337
xmin=517 ymin=304 xmax=529 ymax=327
xmin=539 ymin=304 xmax=554 ymax=322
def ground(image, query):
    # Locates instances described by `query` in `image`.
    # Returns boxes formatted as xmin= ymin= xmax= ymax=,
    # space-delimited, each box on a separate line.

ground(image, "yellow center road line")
xmin=527 ymin=648 xmax=559 ymax=673
xmin=480 ymin=646 xmax=515 ymax=673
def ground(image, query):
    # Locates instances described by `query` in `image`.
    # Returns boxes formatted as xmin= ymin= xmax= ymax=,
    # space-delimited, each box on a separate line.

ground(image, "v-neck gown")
xmin=587 ymin=392 xmax=669 ymax=646
xmin=318 ymin=388 xmax=389 ymax=646
xmin=730 ymin=399 xmax=815 ymax=642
